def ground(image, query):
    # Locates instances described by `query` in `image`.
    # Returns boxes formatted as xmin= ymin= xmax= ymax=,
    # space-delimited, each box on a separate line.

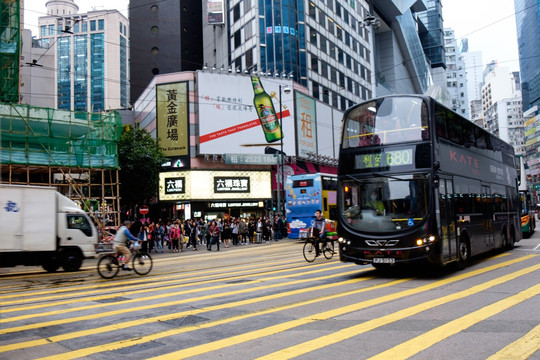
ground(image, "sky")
xmin=441 ymin=0 xmax=520 ymax=72
xmin=23 ymin=0 xmax=520 ymax=73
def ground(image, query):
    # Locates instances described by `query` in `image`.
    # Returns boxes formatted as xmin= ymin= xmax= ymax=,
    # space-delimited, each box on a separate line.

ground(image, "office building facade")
xmin=36 ymin=0 xmax=129 ymax=112
xmin=128 ymin=0 xmax=203 ymax=104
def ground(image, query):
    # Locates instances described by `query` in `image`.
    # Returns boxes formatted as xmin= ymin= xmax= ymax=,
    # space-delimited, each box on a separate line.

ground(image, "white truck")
xmin=0 ymin=184 xmax=98 ymax=272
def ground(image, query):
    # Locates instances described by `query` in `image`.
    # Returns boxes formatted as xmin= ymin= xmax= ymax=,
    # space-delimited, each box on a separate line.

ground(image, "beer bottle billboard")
xmin=251 ymin=76 xmax=283 ymax=143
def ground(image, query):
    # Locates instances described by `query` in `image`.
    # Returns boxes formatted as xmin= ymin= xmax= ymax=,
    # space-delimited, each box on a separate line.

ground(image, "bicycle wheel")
xmin=132 ymin=252 xmax=153 ymax=275
xmin=97 ymin=255 xmax=120 ymax=279
xmin=303 ymin=241 xmax=317 ymax=262
xmin=323 ymin=240 xmax=335 ymax=260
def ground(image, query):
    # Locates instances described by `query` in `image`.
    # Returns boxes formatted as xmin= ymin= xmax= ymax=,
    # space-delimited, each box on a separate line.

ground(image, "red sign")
xmin=139 ymin=206 xmax=149 ymax=215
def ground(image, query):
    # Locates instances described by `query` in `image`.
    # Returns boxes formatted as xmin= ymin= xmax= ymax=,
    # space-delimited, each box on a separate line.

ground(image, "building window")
xmin=41 ymin=25 xmax=47 ymax=37
xmin=98 ymin=19 xmax=104 ymax=30
xmin=233 ymin=3 xmax=241 ymax=22
xmin=48 ymin=24 xmax=55 ymax=35
xmin=234 ymin=30 xmax=241 ymax=48
xmin=90 ymin=20 xmax=96 ymax=31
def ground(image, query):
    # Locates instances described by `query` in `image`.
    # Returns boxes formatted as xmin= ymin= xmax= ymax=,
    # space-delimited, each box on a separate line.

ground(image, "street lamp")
xmin=277 ymin=84 xmax=291 ymax=217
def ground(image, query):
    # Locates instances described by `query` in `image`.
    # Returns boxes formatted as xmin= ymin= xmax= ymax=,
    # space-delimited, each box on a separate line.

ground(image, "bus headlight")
xmin=416 ymin=236 xmax=437 ymax=246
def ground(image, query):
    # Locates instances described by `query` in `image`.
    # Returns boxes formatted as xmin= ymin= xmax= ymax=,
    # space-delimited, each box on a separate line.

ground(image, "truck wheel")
xmin=62 ymin=251 xmax=83 ymax=272
xmin=42 ymin=259 xmax=60 ymax=273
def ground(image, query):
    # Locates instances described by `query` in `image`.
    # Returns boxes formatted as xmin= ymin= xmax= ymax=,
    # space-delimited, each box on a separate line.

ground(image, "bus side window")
xmin=474 ymin=127 xmax=487 ymax=149
xmin=446 ymin=114 xmax=462 ymax=144
xmin=462 ymin=120 xmax=475 ymax=148
xmin=435 ymin=105 xmax=448 ymax=139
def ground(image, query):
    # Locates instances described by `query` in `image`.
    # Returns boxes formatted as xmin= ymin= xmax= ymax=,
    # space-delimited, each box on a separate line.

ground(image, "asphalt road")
xmin=0 ymin=234 xmax=539 ymax=360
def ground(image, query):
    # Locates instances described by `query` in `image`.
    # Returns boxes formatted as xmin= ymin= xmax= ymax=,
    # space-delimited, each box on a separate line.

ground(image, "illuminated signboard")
xmin=355 ymin=148 xmax=414 ymax=169
xmin=214 ymin=177 xmax=250 ymax=193
xmin=164 ymin=177 xmax=185 ymax=194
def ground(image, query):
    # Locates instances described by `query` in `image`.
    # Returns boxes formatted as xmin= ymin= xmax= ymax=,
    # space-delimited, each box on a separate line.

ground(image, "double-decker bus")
xmin=337 ymin=95 xmax=521 ymax=269
xmin=284 ymin=173 xmax=337 ymax=239
xmin=518 ymin=156 xmax=536 ymax=237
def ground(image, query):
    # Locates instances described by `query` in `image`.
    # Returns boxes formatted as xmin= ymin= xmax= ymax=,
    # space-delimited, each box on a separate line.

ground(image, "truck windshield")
xmin=342 ymin=97 xmax=429 ymax=148
xmin=340 ymin=174 xmax=430 ymax=233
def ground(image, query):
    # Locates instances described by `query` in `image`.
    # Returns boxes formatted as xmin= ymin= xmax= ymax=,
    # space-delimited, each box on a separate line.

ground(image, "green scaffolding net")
xmin=0 ymin=103 xmax=123 ymax=168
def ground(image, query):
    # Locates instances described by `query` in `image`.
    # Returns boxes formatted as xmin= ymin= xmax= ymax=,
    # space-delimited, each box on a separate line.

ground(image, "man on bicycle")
xmin=114 ymin=220 xmax=138 ymax=270
xmin=313 ymin=210 xmax=327 ymax=255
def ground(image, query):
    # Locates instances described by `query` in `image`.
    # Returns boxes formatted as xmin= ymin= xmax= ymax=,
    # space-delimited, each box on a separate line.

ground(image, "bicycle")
xmin=300 ymin=227 xmax=335 ymax=262
xmin=97 ymin=242 xmax=153 ymax=279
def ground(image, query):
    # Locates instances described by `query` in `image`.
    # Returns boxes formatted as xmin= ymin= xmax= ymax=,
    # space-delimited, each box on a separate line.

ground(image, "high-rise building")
xmin=482 ymin=67 xmax=525 ymax=155
xmin=129 ymin=0 xmax=203 ymax=104
xmin=200 ymin=0 xmax=375 ymax=111
xmin=514 ymin=0 xmax=540 ymax=112
xmin=443 ymin=29 xmax=468 ymax=117
xmin=515 ymin=0 xmax=540 ymax=195
xmin=418 ymin=0 xmax=445 ymax=69
xmin=35 ymin=0 xmax=129 ymax=112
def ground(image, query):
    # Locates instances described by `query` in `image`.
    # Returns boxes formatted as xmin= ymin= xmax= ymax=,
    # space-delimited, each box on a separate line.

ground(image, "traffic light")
xmin=264 ymin=200 xmax=272 ymax=210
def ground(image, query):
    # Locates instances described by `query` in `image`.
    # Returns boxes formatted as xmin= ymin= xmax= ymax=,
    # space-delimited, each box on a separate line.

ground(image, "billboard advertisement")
xmin=156 ymin=82 xmax=189 ymax=159
xmin=295 ymin=92 xmax=317 ymax=159
xmin=198 ymin=72 xmax=296 ymax=157
xmin=207 ymin=0 xmax=225 ymax=25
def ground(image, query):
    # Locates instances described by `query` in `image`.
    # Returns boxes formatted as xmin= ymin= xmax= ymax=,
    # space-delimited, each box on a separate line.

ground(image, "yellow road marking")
xmin=0 ymin=260 xmax=349 ymax=317
xmin=487 ymin=323 xmax=540 ymax=360
xmin=0 ymin=263 xmax=354 ymax=333
xmin=0 ymin=258 xmax=301 ymax=301
xmin=369 ymin=283 xmax=540 ymax=360
xmin=255 ymin=263 xmax=540 ymax=360
xmin=1 ymin=268 xmax=370 ymax=354
xmin=143 ymin=256 xmax=537 ymax=360
xmin=0 ymin=259 xmax=317 ymax=308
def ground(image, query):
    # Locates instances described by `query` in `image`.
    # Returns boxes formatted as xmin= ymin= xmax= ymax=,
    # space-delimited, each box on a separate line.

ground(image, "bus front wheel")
xmin=456 ymin=236 xmax=470 ymax=270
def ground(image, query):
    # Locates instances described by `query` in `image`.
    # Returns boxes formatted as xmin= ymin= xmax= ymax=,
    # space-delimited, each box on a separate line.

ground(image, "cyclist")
xmin=114 ymin=220 xmax=138 ymax=270
xmin=313 ymin=209 xmax=327 ymax=256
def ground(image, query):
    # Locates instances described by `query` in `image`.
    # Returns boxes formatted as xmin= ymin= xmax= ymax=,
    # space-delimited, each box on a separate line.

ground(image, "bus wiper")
xmin=372 ymin=173 xmax=406 ymax=181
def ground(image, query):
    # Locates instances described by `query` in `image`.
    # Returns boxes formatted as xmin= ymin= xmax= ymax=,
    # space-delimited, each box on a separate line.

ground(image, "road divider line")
xmin=0 ymin=257 xmax=303 ymax=300
xmin=487 ymin=323 xmax=540 ymax=360
xmin=0 ymin=262 xmax=356 ymax=333
xmin=0 ymin=268 xmax=371 ymax=354
xmin=57 ymin=255 xmax=536 ymax=360
xmin=254 ymin=263 xmax=540 ymax=360
xmin=369 ymin=282 xmax=540 ymax=360
xmin=0 ymin=258 xmax=319 ymax=305
xmin=0 ymin=260 xmax=350 ymax=315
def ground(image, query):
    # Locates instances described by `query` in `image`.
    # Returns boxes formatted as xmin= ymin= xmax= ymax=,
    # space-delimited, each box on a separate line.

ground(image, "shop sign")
xmin=165 ymin=177 xmax=185 ymax=194
xmin=214 ymin=177 xmax=250 ymax=193
xmin=209 ymin=201 xmax=260 ymax=208
xmin=223 ymin=153 xmax=277 ymax=165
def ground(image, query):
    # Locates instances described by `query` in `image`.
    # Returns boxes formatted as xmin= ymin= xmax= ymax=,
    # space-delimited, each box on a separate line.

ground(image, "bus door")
xmin=481 ymin=185 xmax=494 ymax=249
xmin=438 ymin=178 xmax=457 ymax=262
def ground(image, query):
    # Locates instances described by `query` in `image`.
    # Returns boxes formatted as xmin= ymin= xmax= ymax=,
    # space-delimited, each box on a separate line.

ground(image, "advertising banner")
xmin=207 ymin=0 xmax=225 ymax=25
xmin=156 ymin=82 xmax=189 ymax=158
xmin=198 ymin=72 xmax=296 ymax=156
xmin=295 ymin=92 xmax=317 ymax=159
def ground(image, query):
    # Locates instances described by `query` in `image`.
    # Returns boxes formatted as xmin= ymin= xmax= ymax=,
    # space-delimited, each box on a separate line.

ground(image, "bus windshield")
xmin=342 ymin=96 xmax=429 ymax=148
xmin=340 ymin=173 xmax=430 ymax=233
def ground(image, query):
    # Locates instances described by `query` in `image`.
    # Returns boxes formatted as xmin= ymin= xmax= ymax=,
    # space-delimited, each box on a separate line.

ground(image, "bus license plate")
xmin=373 ymin=258 xmax=395 ymax=264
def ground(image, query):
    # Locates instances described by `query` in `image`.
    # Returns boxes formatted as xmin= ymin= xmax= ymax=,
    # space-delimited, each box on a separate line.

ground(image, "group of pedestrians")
xmin=129 ymin=215 xmax=288 ymax=254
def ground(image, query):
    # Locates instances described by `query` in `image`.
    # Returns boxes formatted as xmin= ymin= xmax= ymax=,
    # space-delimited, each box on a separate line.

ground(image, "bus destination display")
xmin=355 ymin=148 xmax=414 ymax=169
